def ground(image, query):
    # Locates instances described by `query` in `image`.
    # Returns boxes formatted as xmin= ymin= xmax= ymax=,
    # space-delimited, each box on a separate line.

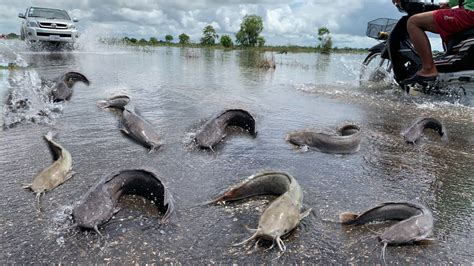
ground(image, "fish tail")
xmin=44 ymin=131 xmax=56 ymax=141
xmin=440 ymin=129 xmax=448 ymax=142
xmin=161 ymin=202 xmax=174 ymax=223
xmin=339 ymin=212 xmax=359 ymax=224
xmin=208 ymin=191 xmax=234 ymax=204
xmin=203 ymin=198 xmax=220 ymax=205
xmin=64 ymin=72 xmax=90 ymax=85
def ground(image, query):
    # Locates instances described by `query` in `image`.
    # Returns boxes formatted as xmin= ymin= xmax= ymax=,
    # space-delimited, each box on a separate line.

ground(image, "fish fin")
xmin=113 ymin=207 xmax=121 ymax=215
xmin=120 ymin=128 xmax=130 ymax=135
xmin=299 ymin=208 xmax=313 ymax=220
xmin=339 ymin=212 xmax=359 ymax=224
xmin=22 ymin=183 xmax=32 ymax=189
xmin=232 ymin=231 xmax=259 ymax=247
xmin=65 ymin=171 xmax=76 ymax=181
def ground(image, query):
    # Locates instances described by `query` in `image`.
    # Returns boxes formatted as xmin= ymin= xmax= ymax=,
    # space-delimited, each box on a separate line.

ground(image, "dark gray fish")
xmin=73 ymin=169 xmax=174 ymax=234
xmin=51 ymin=71 xmax=90 ymax=102
xmin=340 ymin=202 xmax=434 ymax=262
xmin=403 ymin=117 xmax=447 ymax=143
xmin=211 ymin=171 xmax=311 ymax=252
xmin=286 ymin=124 xmax=361 ymax=154
xmin=97 ymin=95 xmax=131 ymax=110
xmin=120 ymin=108 xmax=162 ymax=152
xmin=195 ymin=109 xmax=257 ymax=149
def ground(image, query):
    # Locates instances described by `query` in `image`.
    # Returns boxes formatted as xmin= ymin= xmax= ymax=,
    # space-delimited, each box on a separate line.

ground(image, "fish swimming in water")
xmin=403 ymin=117 xmax=447 ymax=144
xmin=120 ymin=108 xmax=163 ymax=152
xmin=51 ymin=71 xmax=90 ymax=102
xmin=286 ymin=124 xmax=362 ymax=154
xmin=195 ymin=109 xmax=257 ymax=149
xmin=340 ymin=202 xmax=434 ymax=263
xmin=73 ymin=169 xmax=174 ymax=235
xmin=211 ymin=171 xmax=311 ymax=252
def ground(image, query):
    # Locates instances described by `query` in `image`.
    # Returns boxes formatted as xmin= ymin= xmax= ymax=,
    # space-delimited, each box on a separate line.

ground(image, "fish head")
xmin=257 ymin=197 xmax=301 ymax=240
xmin=379 ymin=215 xmax=433 ymax=244
xmin=72 ymin=187 xmax=115 ymax=229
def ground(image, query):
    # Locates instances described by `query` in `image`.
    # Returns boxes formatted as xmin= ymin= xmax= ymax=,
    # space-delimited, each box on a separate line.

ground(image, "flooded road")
xmin=0 ymin=40 xmax=473 ymax=264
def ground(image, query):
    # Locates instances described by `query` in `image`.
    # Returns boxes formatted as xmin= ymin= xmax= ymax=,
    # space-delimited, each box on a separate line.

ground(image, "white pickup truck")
xmin=19 ymin=7 xmax=80 ymax=45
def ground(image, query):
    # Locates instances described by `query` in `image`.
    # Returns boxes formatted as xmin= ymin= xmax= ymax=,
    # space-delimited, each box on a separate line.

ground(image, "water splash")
xmin=0 ymin=43 xmax=64 ymax=129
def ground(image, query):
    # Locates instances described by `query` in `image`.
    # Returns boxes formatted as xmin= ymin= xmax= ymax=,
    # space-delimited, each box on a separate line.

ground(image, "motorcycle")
xmin=360 ymin=0 xmax=474 ymax=99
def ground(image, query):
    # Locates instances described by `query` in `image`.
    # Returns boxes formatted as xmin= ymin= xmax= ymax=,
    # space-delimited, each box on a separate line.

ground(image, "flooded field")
xmin=0 ymin=40 xmax=473 ymax=264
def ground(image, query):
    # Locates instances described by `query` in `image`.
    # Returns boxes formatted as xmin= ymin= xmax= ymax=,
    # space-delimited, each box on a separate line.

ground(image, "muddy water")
xmin=0 ymin=40 xmax=472 ymax=264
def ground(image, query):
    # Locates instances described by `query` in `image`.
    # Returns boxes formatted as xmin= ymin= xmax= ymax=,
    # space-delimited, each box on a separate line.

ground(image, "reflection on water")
xmin=0 ymin=40 xmax=472 ymax=264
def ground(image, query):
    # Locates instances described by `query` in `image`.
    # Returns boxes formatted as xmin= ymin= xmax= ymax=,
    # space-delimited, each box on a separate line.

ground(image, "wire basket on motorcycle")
xmin=366 ymin=18 xmax=398 ymax=40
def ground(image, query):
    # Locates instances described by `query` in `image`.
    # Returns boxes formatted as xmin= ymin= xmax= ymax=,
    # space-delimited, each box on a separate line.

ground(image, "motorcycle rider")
xmin=396 ymin=0 xmax=474 ymax=84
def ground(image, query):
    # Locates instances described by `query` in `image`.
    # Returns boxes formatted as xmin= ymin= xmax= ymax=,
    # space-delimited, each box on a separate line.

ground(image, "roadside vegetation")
xmin=0 ymin=33 xmax=19 ymax=39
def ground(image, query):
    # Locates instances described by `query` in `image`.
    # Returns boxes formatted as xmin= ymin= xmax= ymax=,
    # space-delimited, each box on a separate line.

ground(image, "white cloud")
xmin=0 ymin=0 xmax=407 ymax=48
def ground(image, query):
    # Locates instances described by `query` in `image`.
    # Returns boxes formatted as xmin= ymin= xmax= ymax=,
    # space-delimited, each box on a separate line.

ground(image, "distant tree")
xmin=235 ymin=15 xmax=263 ymax=47
xmin=200 ymin=25 xmax=218 ymax=46
xmin=165 ymin=35 xmax=173 ymax=43
xmin=220 ymin=34 xmax=233 ymax=48
xmin=257 ymin=36 xmax=265 ymax=47
xmin=149 ymin=37 xmax=159 ymax=45
xmin=318 ymin=27 xmax=332 ymax=54
xmin=179 ymin=33 xmax=190 ymax=44
xmin=7 ymin=33 xmax=19 ymax=39
xmin=129 ymin=38 xmax=137 ymax=44
xmin=138 ymin=38 xmax=148 ymax=45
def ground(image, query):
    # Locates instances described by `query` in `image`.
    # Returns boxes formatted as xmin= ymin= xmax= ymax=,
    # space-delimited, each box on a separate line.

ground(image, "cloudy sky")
xmin=0 ymin=0 xmax=443 ymax=49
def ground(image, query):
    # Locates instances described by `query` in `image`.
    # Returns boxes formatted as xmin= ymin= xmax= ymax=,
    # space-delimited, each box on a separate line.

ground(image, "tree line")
xmin=121 ymin=14 xmax=339 ymax=53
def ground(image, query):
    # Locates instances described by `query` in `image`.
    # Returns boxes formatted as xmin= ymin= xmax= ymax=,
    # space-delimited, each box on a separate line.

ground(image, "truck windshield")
xmin=28 ymin=8 xmax=70 ymax=20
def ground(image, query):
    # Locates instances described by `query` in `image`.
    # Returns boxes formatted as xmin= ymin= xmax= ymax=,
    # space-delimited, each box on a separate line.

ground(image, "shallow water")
xmin=0 ymin=40 xmax=473 ymax=264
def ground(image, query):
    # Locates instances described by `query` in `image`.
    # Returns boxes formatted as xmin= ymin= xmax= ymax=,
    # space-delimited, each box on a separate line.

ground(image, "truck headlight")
xmin=28 ymin=21 xmax=38 ymax=27
xmin=69 ymin=24 xmax=76 ymax=29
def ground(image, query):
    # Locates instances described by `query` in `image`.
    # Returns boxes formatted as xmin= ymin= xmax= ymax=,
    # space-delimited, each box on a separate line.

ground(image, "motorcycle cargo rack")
xmin=366 ymin=18 xmax=398 ymax=40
